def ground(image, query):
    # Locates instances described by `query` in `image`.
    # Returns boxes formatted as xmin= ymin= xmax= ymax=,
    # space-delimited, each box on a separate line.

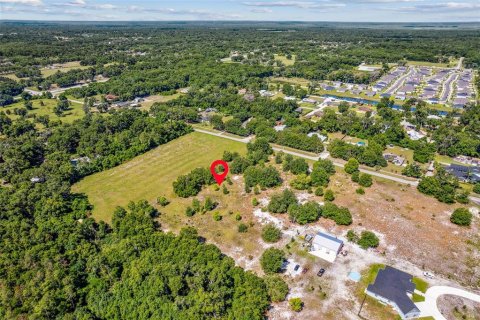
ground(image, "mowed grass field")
xmin=72 ymin=132 xmax=247 ymax=222
xmin=3 ymin=98 xmax=84 ymax=123
xmin=40 ymin=61 xmax=90 ymax=77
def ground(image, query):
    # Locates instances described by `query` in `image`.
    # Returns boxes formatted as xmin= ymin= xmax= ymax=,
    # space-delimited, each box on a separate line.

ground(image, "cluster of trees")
xmin=450 ymin=208 xmax=473 ymax=226
xmin=260 ymin=248 xmax=285 ymax=274
xmin=328 ymin=140 xmax=387 ymax=168
xmin=267 ymin=189 xmax=352 ymax=225
xmin=185 ymin=197 xmax=217 ymax=216
xmin=208 ymin=103 xmax=324 ymax=153
xmin=0 ymin=108 xmax=192 ymax=184
xmin=284 ymin=155 xmax=336 ymax=191
xmin=344 ymin=158 xmax=373 ymax=188
xmin=0 ymin=112 xmax=275 ymax=319
xmin=318 ymin=98 xmax=479 ymax=173
xmin=222 ymin=138 xmax=283 ymax=192
xmin=173 ymin=167 xmax=214 ymax=198
xmin=0 ymin=77 xmax=24 ymax=106
xmin=417 ymin=167 xmax=467 ymax=204
xmin=262 ymin=224 xmax=282 ymax=243
xmin=347 ymin=230 xmax=380 ymax=249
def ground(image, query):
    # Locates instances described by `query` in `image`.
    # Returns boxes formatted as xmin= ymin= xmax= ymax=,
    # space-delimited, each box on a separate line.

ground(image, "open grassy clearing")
xmin=270 ymin=76 xmax=310 ymax=88
xmin=40 ymin=61 xmax=90 ymax=77
xmin=138 ymin=93 xmax=181 ymax=110
xmin=274 ymin=54 xmax=296 ymax=66
xmin=2 ymin=73 xmax=22 ymax=81
xmin=1 ymin=98 xmax=84 ymax=123
xmin=72 ymin=132 xmax=247 ymax=222
xmin=407 ymin=60 xmax=453 ymax=68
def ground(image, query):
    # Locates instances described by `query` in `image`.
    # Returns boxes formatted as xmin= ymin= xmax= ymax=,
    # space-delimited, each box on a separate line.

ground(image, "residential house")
xmin=302 ymin=98 xmax=317 ymax=104
xmin=259 ymin=90 xmax=274 ymax=97
xmin=307 ymin=132 xmax=327 ymax=142
xmin=105 ymin=94 xmax=119 ymax=101
xmin=444 ymin=164 xmax=480 ymax=183
xmin=366 ymin=266 xmax=421 ymax=319
xmin=383 ymin=153 xmax=405 ymax=166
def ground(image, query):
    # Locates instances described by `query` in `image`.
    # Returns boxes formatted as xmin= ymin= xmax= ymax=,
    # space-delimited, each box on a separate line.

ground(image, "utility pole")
xmin=358 ymin=293 xmax=367 ymax=319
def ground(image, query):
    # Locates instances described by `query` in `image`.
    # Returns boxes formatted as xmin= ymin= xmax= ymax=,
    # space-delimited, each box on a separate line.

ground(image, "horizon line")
xmin=1 ymin=19 xmax=480 ymax=24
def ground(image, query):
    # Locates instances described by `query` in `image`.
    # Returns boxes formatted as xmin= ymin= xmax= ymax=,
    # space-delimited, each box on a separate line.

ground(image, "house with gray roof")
xmin=366 ymin=266 xmax=421 ymax=319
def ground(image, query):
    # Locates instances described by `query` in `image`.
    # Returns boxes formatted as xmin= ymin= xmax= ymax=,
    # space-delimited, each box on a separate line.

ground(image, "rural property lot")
xmin=3 ymin=98 xmax=84 ymax=123
xmin=73 ymin=132 xmax=479 ymax=319
xmin=72 ymin=132 xmax=246 ymax=222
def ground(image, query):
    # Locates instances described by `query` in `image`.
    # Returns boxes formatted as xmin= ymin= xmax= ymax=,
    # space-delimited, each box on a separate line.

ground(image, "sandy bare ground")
xmin=159 ymin=165 xmax=479 ymax=320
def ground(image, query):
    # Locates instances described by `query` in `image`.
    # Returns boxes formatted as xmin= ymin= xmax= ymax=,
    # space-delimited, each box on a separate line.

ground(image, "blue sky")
xmin=1 ymin=0 xmax=479 ymax=22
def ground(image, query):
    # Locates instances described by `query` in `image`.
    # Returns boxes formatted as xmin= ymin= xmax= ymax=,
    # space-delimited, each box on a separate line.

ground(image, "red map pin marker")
xmin=210 ymin=160 xmax=229 ymax=186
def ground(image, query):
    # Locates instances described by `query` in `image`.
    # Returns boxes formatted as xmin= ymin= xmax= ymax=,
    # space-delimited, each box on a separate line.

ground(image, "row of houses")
xmin=373 ymin=66 xmax=408 ymax=92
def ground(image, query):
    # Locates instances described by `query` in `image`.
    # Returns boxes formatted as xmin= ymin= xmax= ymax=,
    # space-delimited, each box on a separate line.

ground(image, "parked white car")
xmin=423 ymin=271 xmax=435 ymax=279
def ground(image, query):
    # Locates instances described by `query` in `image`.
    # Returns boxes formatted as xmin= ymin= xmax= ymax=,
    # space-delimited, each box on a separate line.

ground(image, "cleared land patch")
xmin=274 ymin=54 xmax=296 ymax=66
xmin=3 ymin=98 xmax=84 ymax=123
xmin=72 ymin=132 xmax=246 ymax=222
xmin=40 ymin=61 xmax=90 ymax=77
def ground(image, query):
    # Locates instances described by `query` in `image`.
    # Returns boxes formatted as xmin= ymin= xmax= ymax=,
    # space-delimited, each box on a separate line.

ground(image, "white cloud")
xmin=243 ymin=1 xmax=345 ymax=9
xmin=71 ymin=0 xmax=85 ymax=5
xmin=250 ymin=7 xmax=273 ymax=12
xmin=94 ymin=3 xmax=116 ymax=9
xmin=396 ymin=1 xmax=480 ymax=12
xmin=0 ymin=0 xmax=43 ymax=5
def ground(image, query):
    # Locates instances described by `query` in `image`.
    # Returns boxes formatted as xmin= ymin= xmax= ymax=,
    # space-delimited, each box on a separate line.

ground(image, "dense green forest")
xmin=0 ymin=22 xmax=479 ymax=318
xmin=0 ymin=109 xmax=273 ymax=319
xmin=1 ymin=22 xmax=479 ymax=99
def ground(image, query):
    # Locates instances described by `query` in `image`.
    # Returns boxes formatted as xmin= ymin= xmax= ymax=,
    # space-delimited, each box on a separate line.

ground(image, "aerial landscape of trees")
xmin=0 ymin=20 xmax=479 ymax=319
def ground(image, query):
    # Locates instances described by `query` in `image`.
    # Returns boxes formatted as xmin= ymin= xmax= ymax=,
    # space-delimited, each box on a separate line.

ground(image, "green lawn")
xmin=40 ymin=61 xmax=90 ymax=77
xmin=434 ymin=154 xmax=469 ymax=166
xmin=2 ymin=73 xmax=22 ymax=81
xmin=270 ymin=76 xmax=310 ymax=88
xmin=363 ymin=264 xmax=385 ymax=285
xmin=407 ymin=60 xmax=452 ymax=68
xmin=138 ymin=93 xmax=181 ymax=110
xmin=2 ymin=98 xmax=84 ymax=123
xmin=328 ymin=132 xmax=367 ymax=146
xmin=72 ymin=132 xmax=247 ymax=222
xmin=412 ymin=277 xmax=429 ymax=293
xmin=274 ymin=54 xmax=296 ymax=66
xmin=412 ymin=293 xmax=425 ymax=302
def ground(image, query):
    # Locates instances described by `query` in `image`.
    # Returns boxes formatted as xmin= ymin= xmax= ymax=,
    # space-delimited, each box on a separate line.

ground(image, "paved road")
xmin=193 ymin=128 xmax=419 ymax=186
xmin=193 ymin=128 xmax=252 ymax=143
xmin=416 ymin=285 xmax=480 ymax=320
xmin=439 ymin=73 xmax=457 ymax=102
xmin=455 ymin=57 xmax=464 ymax=70
xmin=67 ymin=99 xmax=84 ymax=104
